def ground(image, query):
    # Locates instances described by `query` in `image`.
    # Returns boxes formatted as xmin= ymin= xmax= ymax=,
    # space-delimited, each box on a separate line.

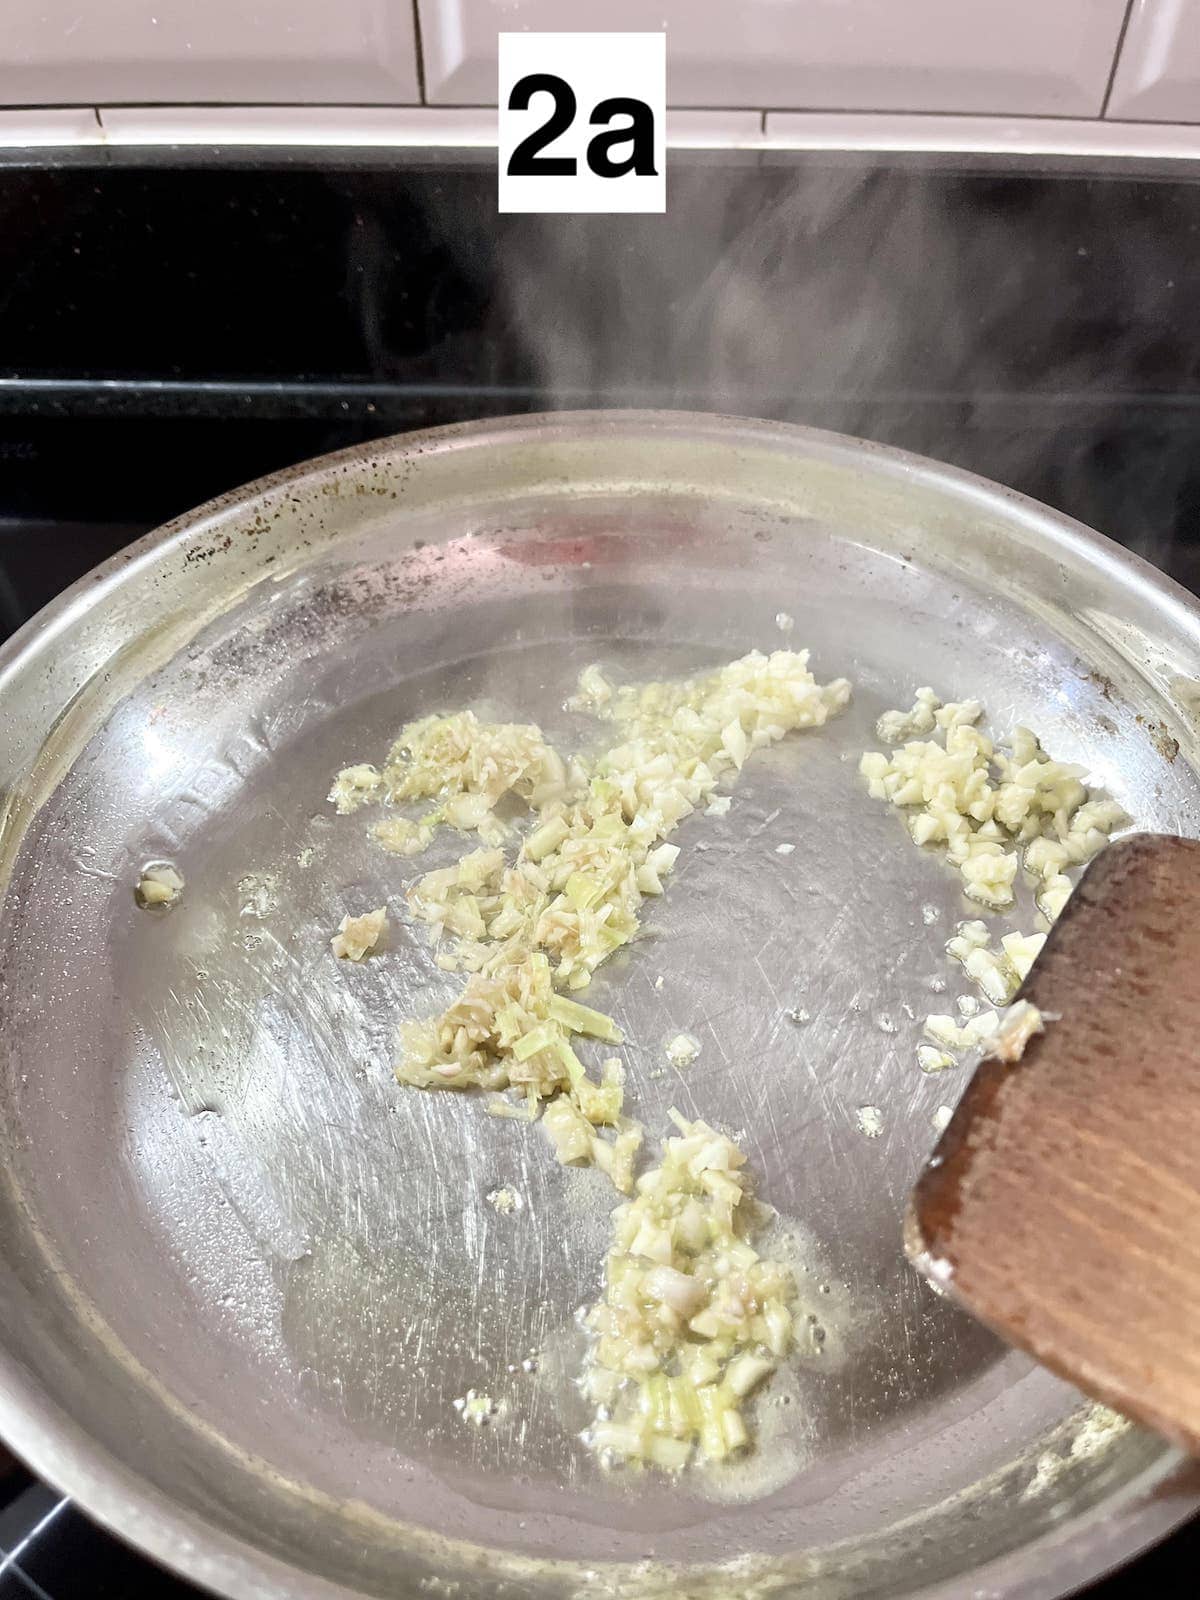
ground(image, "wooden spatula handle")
xmin=908 ymin=833 xmax=1200 ymax=1454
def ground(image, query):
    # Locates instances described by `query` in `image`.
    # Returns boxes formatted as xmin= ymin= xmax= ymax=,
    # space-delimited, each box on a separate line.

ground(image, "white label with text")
xmin=498 ymin=32 xmax=665 ymax=214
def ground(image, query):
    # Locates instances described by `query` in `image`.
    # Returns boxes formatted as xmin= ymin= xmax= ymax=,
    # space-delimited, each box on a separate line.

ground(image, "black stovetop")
xmin=0 ymin=147 xmax=1198 ymax=1597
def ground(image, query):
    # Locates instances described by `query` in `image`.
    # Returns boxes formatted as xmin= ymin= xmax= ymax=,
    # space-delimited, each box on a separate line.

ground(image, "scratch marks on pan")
xmin=750 ymin=940 xmax=785 ymax=1015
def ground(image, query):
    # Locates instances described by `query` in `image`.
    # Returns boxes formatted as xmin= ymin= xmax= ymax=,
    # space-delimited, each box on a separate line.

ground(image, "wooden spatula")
xmin=906 ymin=833 xmax=1200 ymax=1453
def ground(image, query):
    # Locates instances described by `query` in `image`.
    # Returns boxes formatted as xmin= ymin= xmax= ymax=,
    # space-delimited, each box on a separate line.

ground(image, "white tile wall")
xmin=419 ymin=0 xmax=1128 ymax=116
xmin=1107 ymin=0 xmax=1200 ymax=122
xmin=14 ymin=0 xmax=1200 ymax=141
xmin=0 ymin=108 xmax=102 ymax=145
xmin=0 ymin=0 xmax=419 ymax=106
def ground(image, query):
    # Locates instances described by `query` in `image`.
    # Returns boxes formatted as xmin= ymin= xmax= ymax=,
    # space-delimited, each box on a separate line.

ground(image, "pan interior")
xmin=0 ymin=417 xmax=1196 ymax=1599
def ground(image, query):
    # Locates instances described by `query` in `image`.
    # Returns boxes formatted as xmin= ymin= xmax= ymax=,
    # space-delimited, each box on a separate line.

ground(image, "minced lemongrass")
xmin=331 ymin=650 xmax=849 ymax=1474
xmin=328 ymin=762 xmax=383 ymax=814
xmin=547 ymin=994 xmax=625 ymax=1042
xmin=582 ymin=1113 xmax=795 ymax=1470
xmin=330 ymin=906 xmax=388 ymax=961
xmin=331 ymin=710 xmax=578 ymax=851
xmin=394 ymin=649 xmax=850 ymax=1188
xmin=373 ymin=814 xmax=438 ymax=857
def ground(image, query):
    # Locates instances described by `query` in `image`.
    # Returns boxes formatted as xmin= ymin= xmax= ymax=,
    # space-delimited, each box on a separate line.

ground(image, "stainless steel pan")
xmin=1 ymin=411 xmax=1198 ymax=1599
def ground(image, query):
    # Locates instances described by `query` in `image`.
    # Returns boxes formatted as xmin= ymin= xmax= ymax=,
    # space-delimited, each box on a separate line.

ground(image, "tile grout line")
xmin=1101 ymin=0 xmax=1137 ymax=119
xmin=410 ymin=0 xmax=427 ymax=106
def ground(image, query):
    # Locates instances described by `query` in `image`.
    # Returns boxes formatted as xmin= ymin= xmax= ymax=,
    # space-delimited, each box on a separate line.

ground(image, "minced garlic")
xmin=865 ymin=689 xmax=1128 ymax=1071
xmin=924 ymin=1009 xmax=1000 ymax=1053
xmin=917 ymin=1045 xmax=956 ymax=1074
xmin=861 ymin=694 xmax=1128 ymax=913
xmin=945 ymin=919 xmax=1046 ymax=1007
xmin=985 ymin=1000 xmax=1046 ymax=1063
xmin=135 ymin=861 xmax=185 ymax=910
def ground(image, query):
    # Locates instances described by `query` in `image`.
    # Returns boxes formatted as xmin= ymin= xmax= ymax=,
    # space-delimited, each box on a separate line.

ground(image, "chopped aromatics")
xmin=373 ymin=815 xmax=438 ymax=857
xmin=582 ymin=1113 xmax=795 ymax=1470
xmin=135 ymin=861 xmax=185 ymax=909
xmin=864 ymin=690 xmax=1129 ymax=1073
xmin=543 ymin=1083 xmax=644 ymax=1194
xmin=917 ymin=1045 xmax=956 ymax=1074
xmin=331 ymin=906 xmax=388 ymax=961
xmin=705 ymin=795 xmax=732 ymax=818
xmin=861 ymin=694 xmax=1128 ymax=912
xmin=775 ymin=611 xmax=795 ymax=633
xmin=875 ymin=685 xmax=938 ymax=744
xmin=665 ymin=1033 xmax=701 ymax=1069
xmin=874 ymin=686 xmax=984 ymax=747
xmin=945 ymin=917 xmax=989 ymax=956
xmin=453 ymin=1389 xmax=499 ymax=1426
xmin=924 ymin=1009 xmax=1000 ymax=1053
xmin=328 ymin=762 xmax=383 ymax=814
xmin=945 ymin=919 xmax=1046 ymax=1007
xmin=567 ymin=661 xmax=616 ymax=713
xmin=331 ymin=711 xmax=578 ymax=850
xmin=855 ymin=1105 xmax=884 ymax=1138
xmin=484 ymin=1093 xmax=539 ymax=1122
xmin=1001 ymin=930 xmax=1046 ymax=982
xmin=330 ymin=648 xmax=851 ymax=1472
xmin=395 ymin=649 xmax=849 ymax=1185
xmin=1022 ymin=795 xmax=1130 ymax=920
xmin=548 ymin=993 xmax=625 ymax=1042
xmin=985 ymin=1000 xmax=1046 ymax=1063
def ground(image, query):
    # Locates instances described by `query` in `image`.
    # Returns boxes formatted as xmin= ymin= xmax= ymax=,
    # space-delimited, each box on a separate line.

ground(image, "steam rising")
xmin=428 ymin=159 xmax=1189 ymax=577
